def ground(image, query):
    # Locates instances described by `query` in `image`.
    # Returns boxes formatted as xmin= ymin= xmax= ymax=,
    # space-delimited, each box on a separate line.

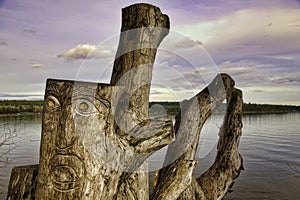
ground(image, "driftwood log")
xmin=7 ymin=3 xmax=243 ymax=200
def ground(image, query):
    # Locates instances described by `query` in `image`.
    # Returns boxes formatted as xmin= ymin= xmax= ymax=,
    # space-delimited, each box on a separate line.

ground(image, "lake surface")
xmin=0 ymin=113 xmax=299 ymax=199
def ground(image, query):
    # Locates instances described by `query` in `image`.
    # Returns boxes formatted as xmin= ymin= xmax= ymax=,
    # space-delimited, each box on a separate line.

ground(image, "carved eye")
xmin=52 ymin=165 xmax=78 ymax=182
xmin=46 ymin=95 xmax=60 ymax=111
xmin=74 ymin=99 xmax=97 ymax=116
xmin=78 ymin=102 xmax=89 ymax=112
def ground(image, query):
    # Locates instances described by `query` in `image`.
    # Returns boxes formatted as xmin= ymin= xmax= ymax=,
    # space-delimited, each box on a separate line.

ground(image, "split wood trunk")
xmin=6 ymin=3 xmax=243 ymax=200
xmin=152 ymin=74 xmax=244 ymax=200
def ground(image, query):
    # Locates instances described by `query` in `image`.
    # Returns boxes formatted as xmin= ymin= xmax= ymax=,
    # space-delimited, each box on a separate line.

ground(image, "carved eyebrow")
xmin=72 ymin=89 xmax=111 ymax=110
xmin=72 ymin=95 xmax=111 ymax=109
xmin=45 ymin=83 xmax=61 ymax=96
xmin=72 ymin=85 xmax=96 ymax=97
xmin=97 ymin=98 xmax=111 ymax=109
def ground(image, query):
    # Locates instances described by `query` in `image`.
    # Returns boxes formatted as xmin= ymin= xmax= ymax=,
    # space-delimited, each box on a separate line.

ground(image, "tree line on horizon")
xmin=0 ymin=100 xmax=43 ymax=115
xmin=0 ymin=100 xmax=299 ymax=115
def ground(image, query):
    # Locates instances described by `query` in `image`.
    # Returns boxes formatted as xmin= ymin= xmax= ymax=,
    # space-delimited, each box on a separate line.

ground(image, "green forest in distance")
xmin=0 ymin=100 xmax=300 ymax=115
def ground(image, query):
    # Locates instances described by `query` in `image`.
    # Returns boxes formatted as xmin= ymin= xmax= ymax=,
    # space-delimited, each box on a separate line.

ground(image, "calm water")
xmin=0 ymin=113 xmax=299 ymax=199
xmin=0 ymin=115 xmax=41 ymax=199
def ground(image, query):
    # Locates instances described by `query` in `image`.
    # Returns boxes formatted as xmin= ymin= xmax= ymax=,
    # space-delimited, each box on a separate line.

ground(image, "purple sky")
xmin=0 ymin=0 xmax=300 ymax=104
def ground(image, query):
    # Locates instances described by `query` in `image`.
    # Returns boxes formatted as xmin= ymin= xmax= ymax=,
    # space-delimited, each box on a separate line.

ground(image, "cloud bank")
xmin=172 ymin=37 xmax=202 ymax=49
xmin=57 ymin=44 xmax=113 ymax=61
xmin=175 ymin=7 xmax=300 ymax=62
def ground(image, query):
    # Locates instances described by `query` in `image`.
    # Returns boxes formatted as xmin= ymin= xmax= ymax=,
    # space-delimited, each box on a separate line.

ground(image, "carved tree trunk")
xmin=152 ymin=74 xmax=243 ymax=200
xmin=7 ymin=3 xmax=243 ymax=200
xmin=109 ymin=3 xmax=169 ymax=200
xmin=7 ymin=3 xmax=172 ymax=200
xmin=197 ymin=87 xmax=243 ymax=200
xmin=32 ymin=78 xmax=173 ymax=200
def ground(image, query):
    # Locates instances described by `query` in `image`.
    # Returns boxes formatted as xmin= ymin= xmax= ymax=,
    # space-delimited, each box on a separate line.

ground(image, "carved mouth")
xmin=50 ymin=154 xmax=85 ymax=192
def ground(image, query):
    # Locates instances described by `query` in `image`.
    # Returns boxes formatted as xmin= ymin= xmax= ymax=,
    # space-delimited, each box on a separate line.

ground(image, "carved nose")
xmin=56 ymin=113 xmax=76 ymax=149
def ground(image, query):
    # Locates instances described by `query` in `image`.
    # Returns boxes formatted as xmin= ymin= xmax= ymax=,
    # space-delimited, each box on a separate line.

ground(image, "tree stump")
xmin=6 ymin=165 xmax=38 ymax=200
xmin=7 ymin=3 xmax=243 ymax=200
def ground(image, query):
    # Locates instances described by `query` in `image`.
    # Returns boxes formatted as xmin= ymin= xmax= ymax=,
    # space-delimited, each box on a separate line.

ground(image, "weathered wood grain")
xmin=153 ymin=74 xmax=243 ymax=200
xmin=6 ymin=165 xmax=38 ymax=200
xmin=7 ymin=4 xmax=244 ymax=200
xmin=110 ymin=3 xmax=169 ymax=200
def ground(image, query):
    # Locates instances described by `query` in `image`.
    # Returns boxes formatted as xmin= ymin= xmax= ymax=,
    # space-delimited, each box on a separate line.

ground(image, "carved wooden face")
xmin=37 ymin=79 xmax=115 ymax=198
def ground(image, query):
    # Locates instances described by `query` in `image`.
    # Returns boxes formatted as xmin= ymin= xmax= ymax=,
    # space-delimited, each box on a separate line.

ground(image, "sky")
xmin=0 ymin=0 xmax=300 ymax=105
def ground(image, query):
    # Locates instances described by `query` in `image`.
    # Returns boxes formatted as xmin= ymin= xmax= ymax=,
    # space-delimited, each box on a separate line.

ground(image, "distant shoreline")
xmin=242 ymin=110 xmax=300 ymax=115
xmin=0 ymin=112 xmax=42 ymax=117
xmin=1 ymin=100 xmax=300 ymax=116
xmin=150 ymin=101 xmax=300 ymax=115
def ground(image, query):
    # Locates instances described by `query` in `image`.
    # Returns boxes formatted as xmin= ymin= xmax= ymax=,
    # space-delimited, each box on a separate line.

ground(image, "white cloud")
xmin=57 ymin=44 xmax=113 ymax=61
xmin=216 ymin=60 xmax=270 ymax=87
xmin=160 ymin=34 xmax=204 ymax=54
xmin=175 ymin=7 xmax=300 ymax=60
xmin=30 ymin=63 xmax=43 ymax=69
xmin=264 ymin=55 xmax=296 ymax=61
xmin=251 ymin=89 xmax=264 ymax=93
xmin=218 ymin=60 xmax=254 ymax=75
xmin=171 ymin=37 xmax=202 ymax=49
xmin=159 ymin=61 xmax=169 ymax=67
xmin=158 ymin=61 xmax=182 ymax=69
xmin=269 ymin=73 xmax=300 ymax=84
